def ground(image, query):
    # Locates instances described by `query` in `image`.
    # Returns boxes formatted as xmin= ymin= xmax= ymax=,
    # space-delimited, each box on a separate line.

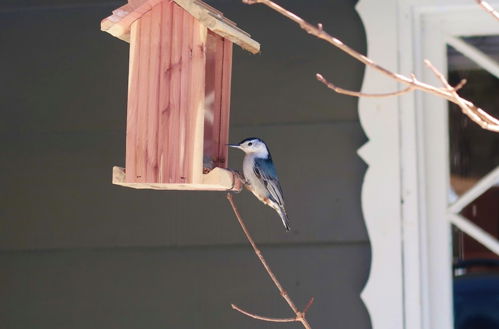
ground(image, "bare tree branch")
xmin=226 ymin=193 xmax=313 ymax=329
xmin=316 ymin=73 xmax=415 ymax=98
xmin=424 ymin=60 xmax=485 ymax=123
xmin=424 ymin=60 xmax=499 ymax=125
xmin=231 ymin=304 xmax=297 ymax=322
xmin=317 ymin=73 xmax=467 ymax=98
xmin=243 ymin=0 xmax=499 ymax=132
xmin=476 ymin=0 xmax=499 ymax=21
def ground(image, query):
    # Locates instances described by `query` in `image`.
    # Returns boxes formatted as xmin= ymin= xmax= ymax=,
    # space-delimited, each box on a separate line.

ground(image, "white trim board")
xmin=355 ymin=1 xmax=499 ymax=329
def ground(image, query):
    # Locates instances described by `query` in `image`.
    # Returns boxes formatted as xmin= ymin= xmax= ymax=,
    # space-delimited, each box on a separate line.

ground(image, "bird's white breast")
xmin=243 ymin=154 xmax=268 ymax=201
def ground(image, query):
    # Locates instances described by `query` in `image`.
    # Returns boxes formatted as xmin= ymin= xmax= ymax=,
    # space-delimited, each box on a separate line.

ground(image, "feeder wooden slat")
xmin=135 ymin=10 xmax=152 ymax=183
xmin=213 ymin=33 xmax=224 ymax=168
xmin=167 ymin=3 xmax=183 ymax=183
xmin=125 ymin=20 xmax=141 ymax=183
xmin=113 ymin=166 xmax=242 ymax=191
xmin=202 ymin=32 xmax=216 ymax=170
xmin=180 ymin=12 xmax=190 ymax=183
xmin=178 ymin=9 xmax=194 ymax=183
xmin=145 ymin=4 xmax=163 ymax=182
xmin=158 ymin=1 xmax=173 ymax=183
xmin=188 ymin=20 xmax=207 ymax=184
xmin=203 ymin=31 xmax=224 ymax=169
xmin=218 ymin=38 xmax=233 ymax=168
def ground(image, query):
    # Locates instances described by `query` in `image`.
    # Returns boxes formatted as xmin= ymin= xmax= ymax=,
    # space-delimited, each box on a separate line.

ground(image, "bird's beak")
xmin=227 ymin=143 xmax=241 ymax=149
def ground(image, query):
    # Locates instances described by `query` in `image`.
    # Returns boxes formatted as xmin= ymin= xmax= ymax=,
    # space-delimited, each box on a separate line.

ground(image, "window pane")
xmin=447 ymin=35 xmax=499 ymax=329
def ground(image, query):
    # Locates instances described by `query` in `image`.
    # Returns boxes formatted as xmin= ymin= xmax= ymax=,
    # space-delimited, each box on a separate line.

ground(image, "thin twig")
xmin=243 ymin=0 xmax=499 ymax=132
xmin=424 ymin=59 xmax=476 ymax=117
xmin=475 ymin=0 xmax=499 ymax=21
xmin=316 ymin=73 xmax=414 ymax=98
xmin=226 ymin=193 xmax=313 ymax=329
xmin=424 ymin=60 xmax=495 ymax=124
xmin=453 ymin=78 xmax=467 ymax=92
xmin=302 ymin=297 xmax=315 ymax=314
xmin=231 ymin=304 xmax=297 ymax=322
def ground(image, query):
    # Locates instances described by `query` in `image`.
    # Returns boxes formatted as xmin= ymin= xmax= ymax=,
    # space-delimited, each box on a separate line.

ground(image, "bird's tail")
xmin=277 ymin=207 xmax=291 ymax=231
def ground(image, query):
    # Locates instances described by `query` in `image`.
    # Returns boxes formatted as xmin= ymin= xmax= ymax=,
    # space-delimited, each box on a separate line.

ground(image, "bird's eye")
xmin=248 ymin=142 xmax=253 ymax=146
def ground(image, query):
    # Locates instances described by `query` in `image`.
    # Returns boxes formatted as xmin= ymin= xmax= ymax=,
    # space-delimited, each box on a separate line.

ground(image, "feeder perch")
xmin=101 ymin=0 xmax=259 ymax=191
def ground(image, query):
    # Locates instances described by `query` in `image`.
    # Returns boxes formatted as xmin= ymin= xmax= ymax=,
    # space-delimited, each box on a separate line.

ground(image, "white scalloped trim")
xmin=355 ymin=1 xmax=404 ymax=329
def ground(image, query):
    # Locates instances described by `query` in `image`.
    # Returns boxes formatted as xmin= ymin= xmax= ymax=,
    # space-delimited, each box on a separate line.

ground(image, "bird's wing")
xmin=253 ymin=157 xmax=285 ymax=207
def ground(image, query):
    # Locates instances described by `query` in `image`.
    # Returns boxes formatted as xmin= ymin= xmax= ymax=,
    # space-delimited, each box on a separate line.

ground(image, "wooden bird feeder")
xmin=101 ymin=0 xmax=259 ymax=191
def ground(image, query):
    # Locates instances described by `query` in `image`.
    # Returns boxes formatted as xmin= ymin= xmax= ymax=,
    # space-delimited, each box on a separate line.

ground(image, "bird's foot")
xmin=226 ymin=169 xmax=245 ymax=193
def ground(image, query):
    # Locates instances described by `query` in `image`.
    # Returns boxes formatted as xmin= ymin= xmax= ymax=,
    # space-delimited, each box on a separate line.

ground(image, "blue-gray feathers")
xmin=253 ymin=157 xmax=289 ymax=230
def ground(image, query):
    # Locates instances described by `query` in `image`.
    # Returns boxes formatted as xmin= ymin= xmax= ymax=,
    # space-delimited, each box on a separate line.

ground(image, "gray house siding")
xmin=0 ymin=1 xmax=370 ymax=328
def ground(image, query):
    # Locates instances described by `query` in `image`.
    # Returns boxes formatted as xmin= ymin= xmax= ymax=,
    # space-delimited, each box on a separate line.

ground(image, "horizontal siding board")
xmin=0 ymin=122 xmax=366 ymax=250
xmin=0 ymin=6 xmax=129 ymax=135
xmin=0 ymin=1 xmax=365 ymax=136
xmin=223 ymin=0 xmax=366 ymax=126
xmin=0 ymin=244 xmax=370 ymax=329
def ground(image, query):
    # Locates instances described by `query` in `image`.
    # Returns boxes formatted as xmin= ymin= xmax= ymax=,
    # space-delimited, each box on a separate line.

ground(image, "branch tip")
xmin=303 ymin=297 xmax=315 ymax=314
xmin=454 ymin=78 xmax=467 ymax=91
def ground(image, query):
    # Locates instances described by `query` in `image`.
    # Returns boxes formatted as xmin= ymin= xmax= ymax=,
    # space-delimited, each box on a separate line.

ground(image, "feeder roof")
xmin=101 ymin=0 xmax=260 ymax=54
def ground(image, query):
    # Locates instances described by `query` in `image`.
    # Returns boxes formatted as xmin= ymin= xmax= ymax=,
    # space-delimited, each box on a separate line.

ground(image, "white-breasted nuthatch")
xmin=228 ymin=137 xmax=290 ymax=231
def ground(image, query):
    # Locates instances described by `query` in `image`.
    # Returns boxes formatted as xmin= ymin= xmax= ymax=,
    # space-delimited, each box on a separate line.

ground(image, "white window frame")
xmin=355 ymin=1 xmax=499 ymax=329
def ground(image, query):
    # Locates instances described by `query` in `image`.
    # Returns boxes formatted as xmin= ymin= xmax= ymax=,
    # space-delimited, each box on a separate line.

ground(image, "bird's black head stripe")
xmin=238 ymin=137 xmax=262 ymax=145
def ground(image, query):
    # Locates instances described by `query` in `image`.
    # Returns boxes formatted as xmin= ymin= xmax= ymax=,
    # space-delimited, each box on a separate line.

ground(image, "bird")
xmin=228 ymin=137 xmax=290 ymax=231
